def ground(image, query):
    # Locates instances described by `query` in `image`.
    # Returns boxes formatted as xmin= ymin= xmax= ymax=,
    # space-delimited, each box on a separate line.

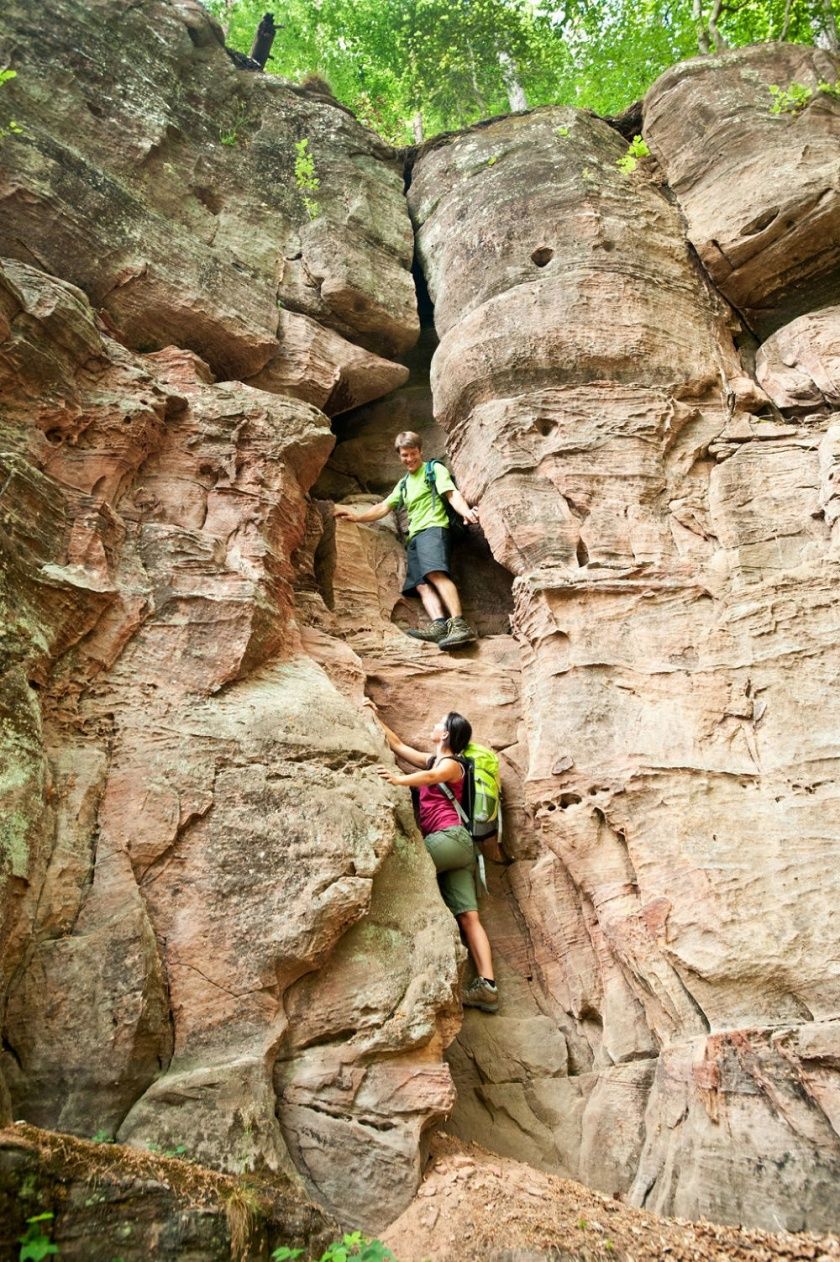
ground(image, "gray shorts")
xmin=403 ymin=526 xmax=451 ymax=595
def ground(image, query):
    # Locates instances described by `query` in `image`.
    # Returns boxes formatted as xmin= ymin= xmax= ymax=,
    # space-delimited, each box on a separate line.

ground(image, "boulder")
xmin=643 ymin=43 xmax=840 ymax=337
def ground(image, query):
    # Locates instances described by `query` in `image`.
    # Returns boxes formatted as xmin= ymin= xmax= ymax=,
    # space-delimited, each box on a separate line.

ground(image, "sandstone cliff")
xmin=0 ymin=0 xmax=839 ymax=1250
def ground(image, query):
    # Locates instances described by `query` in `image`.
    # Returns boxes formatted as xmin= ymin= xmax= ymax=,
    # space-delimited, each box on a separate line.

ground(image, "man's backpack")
xmin=396 ymin=459 xmax=469 ymax=542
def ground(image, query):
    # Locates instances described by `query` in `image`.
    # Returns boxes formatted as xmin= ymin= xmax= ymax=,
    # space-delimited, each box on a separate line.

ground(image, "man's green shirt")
xmin=385 ymin=462 xmax=456 ymax=540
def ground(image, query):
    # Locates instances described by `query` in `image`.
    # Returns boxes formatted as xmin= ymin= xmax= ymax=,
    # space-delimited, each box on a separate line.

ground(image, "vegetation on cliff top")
xmin=210 ymin=0 xmax=840 ymax=142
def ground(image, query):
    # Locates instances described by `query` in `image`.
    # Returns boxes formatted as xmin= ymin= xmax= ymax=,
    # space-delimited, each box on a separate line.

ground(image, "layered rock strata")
xmin=2 ymin=0 xmax=840 ymax=1240
xmin=0 ymin=0 xmax=470 ymax=1231
xmin=409 ymin=49 xmax=840 ymax=1232
xmin=0 ymin=0 xmax=416 ymax=398
xmin=643 ymin=44 xmax=840 ymax=338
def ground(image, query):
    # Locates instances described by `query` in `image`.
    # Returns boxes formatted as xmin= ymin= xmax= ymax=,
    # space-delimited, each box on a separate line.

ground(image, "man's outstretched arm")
xmin=445 ymin=488 xmax=479 ymax=526
xmin=334 ymin=500 xmax=393 ymax=524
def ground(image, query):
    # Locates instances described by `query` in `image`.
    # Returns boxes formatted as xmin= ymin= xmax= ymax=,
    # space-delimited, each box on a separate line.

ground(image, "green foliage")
xmin=294 ymin=137 xmax=321 ymax=219
xmin=769 ymin=76 xmax=840 ymax=113
xmin=18 ymin=1213 xmax=59 ymax=1262
xmin=0 ymin=67 xmax=24 ymax=140
xmin=211 ymin=0 xmax=840 ymax=143
xmin=144 ymin=1140 xmax=189 ymax=1158
xmin=555 ymin=125 xmax=570 ymax=137
xmin=271 ymin=1234 xmax=398 ymax=1262
xmin=91 ymin=1129 xmax=114 ymax=1144
xmin=616 ymin=133 xmax=650 ymax=174
xmin=219 ymin=103 xmax=249 ymax=146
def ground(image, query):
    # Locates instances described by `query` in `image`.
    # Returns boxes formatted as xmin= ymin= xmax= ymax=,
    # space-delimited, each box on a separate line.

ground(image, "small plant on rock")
xmin=18 ymin=1212 xmax=59 ymax=1261
xmin=271 ymin=1234 xmax=398 ymax=1262
xmin=0 ymin=68 xmax=24 ymax=140
xmin=294 ymin=138 xmax=321 ymax=220
xmin=616 ymin=133 xmax=650 ymax=175
xmin=768 ymin=77 xmax=840 ymax=114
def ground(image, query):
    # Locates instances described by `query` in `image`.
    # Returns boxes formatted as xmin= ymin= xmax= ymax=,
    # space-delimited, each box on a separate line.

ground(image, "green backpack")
xmin=440 ymin=742 xmax=502 ymax=842
xmin=463 ymin=742 xmax=502 ymax=841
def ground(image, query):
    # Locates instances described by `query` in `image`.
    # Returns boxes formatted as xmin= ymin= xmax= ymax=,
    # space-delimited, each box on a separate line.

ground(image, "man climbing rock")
xmin=333 ymin=430 xmax=479 ymax=649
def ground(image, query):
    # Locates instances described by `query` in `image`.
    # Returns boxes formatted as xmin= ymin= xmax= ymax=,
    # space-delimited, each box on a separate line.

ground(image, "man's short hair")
xmin=395 ymin=431 xmax=422 ymax=451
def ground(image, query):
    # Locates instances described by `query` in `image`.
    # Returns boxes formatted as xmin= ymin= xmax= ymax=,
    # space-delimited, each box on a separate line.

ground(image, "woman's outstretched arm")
xmin=377 ymin=756 xmax=463 ymax=789
xmin=363 ymin=699 xmax=428 ymax=768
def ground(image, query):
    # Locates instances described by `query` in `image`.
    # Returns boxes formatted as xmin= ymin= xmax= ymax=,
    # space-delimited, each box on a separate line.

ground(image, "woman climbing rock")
xmin=371 ymin=705 xmax=499 ymax=1014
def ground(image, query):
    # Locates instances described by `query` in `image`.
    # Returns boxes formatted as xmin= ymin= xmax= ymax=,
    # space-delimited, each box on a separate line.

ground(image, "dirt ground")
xmin=381 ymin=1134 xmax=840 ymax=1262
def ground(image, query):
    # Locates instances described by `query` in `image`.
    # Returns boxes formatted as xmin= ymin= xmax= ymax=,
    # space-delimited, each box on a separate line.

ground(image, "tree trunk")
xmin=779 ymin=0 xmax=794 ymax=40
xmin=820 ymin=0 xmax=840 ymax=51
xmin=693 ymin=0 xmax=712 ymax=53
xmin=707 ymin=0 xmax=728 ymax=51
xmin=498 ymin=51 xmax=527 ymax=112
xmin=412 ymin=111 xmax=424 ymax=144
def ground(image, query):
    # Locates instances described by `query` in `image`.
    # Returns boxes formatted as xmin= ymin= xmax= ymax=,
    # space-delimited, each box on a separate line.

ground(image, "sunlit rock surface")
xmin=1 ymin=5 xmax=840 ymax=1242
xmin=643 ymin=43 xmax=840 ymax=338
xmin=409 ymin=49 xmax=840 ymax=1231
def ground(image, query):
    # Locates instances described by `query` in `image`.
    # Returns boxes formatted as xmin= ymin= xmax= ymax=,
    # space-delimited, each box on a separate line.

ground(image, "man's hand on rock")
xmin=461 ymin=505 xmax=479 ymax=526
xmin=333 ymin=504 xmax=355 ymax=521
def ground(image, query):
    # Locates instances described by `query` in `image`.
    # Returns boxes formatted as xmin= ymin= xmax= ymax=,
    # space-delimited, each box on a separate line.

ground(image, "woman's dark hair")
xmin=443 ymin=711 xmax=472 ymax=755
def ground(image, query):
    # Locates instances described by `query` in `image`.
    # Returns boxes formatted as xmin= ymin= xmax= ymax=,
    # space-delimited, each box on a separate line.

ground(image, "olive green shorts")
xmin=424 ymin=825 xmax=477 ymax=916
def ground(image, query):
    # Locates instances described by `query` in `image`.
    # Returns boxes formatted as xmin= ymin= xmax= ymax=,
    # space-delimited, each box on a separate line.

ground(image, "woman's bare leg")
xmin=456 ymin=910 xmax=494 ymax=980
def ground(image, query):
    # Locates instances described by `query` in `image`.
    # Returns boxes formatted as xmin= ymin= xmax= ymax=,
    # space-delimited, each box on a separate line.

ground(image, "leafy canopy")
xmin=209 ymin=0 xmax=840 ymax=142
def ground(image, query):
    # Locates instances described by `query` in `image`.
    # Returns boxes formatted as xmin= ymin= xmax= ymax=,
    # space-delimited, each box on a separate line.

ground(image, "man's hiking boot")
xmin=406 ymin=618 xmax=449 ymax=643
xmin=438 ymin=616 xmax=478 ymax=650
xmin=463 ymin=977 xmax=499 ymax=1014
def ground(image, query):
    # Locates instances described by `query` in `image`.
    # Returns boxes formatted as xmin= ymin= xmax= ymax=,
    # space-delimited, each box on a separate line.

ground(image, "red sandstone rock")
xmin=643 ymin=43 xmax=840 ymax=338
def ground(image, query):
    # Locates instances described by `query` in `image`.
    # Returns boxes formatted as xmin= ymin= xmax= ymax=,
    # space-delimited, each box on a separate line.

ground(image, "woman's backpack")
xmin=439 ymin=743 xmax=502 ymax=843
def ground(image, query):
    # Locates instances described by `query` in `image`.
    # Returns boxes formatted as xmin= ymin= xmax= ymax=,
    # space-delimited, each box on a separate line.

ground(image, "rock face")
xmin=2 ymin=5 xmax=840 ymax=1244
xmin=643 ymin=44 xmax=840 ymax=338
xmin=0 ymin=0 xmax=416 ymax=389
xmin=409 ymin=45 xmax=840 ymax=1233
xmin=0 ymin=1122 xmax=339 ymax=1261
xmin=0 ymin=0 xmax=468 ymax=1233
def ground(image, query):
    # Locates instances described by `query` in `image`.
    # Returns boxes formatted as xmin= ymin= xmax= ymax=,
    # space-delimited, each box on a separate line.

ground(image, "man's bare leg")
xmin=425 ymin=571 xmax=462 ymax=618
xmin=416 ymin=580 xmax=447 ymax=620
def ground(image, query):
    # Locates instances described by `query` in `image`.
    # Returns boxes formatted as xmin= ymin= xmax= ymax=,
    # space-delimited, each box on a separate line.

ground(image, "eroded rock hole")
xmin=531 ymin=246 xmax=554 ymax=267
xmin=194 ymin=186 xmax=223 ymax=215
xmin=741 ymin=207 xmax=779 ymax=236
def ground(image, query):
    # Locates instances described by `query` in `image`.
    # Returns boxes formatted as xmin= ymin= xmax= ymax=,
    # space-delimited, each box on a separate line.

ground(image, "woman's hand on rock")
xmin=376 ymin=765 xmax=400 ymax=785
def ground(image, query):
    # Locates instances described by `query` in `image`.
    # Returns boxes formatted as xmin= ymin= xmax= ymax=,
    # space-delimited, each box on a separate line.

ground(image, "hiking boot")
xmin=406 ymin=618 xmax=449 ymax=643
xmin=463 ymin=977 xmax=499 ymax=1014
xmin=438 ymin=616 xmax=478 ymax=650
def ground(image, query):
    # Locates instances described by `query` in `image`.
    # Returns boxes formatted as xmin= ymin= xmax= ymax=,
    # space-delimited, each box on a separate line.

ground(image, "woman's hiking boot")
xmin=463 ymin=977 xmax=499 ymax=1013
xmin=438 ymin=616 xmax=477 ymax=650
xmin=406 ymin=617 xmax=449 ymax=643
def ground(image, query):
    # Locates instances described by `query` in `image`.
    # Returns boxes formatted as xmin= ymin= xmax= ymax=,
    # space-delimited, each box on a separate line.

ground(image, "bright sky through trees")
xmin=208 ymin=0 xmax=840 ymax=142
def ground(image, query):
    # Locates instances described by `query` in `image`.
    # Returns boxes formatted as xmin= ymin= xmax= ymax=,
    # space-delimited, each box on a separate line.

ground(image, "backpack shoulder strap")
xmin=436 ymin=756 xmax=471 ymax=828
xmin=396 ymin=472 xmax=409 ymax=507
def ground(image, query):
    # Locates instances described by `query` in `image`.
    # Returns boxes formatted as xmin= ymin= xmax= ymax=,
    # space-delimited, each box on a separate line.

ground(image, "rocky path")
xmin=383 ymin=1134 xmax=840 ymax=1262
